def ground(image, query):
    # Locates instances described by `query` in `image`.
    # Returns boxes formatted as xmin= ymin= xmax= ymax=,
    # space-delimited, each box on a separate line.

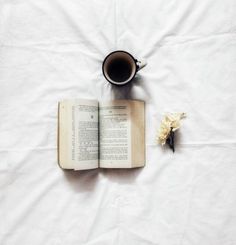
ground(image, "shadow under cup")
xmin=102 ymin=51 xmax=137 ymax=86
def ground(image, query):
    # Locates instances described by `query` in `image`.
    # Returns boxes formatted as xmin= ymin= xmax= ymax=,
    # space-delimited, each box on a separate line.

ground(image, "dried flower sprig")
xmin=157 ymin=113 xmax=186 ymax=152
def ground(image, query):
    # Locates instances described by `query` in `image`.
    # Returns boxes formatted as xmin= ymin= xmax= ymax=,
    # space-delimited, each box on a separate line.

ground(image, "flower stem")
xmin=166 ymin=127 xmax=175 ymax=153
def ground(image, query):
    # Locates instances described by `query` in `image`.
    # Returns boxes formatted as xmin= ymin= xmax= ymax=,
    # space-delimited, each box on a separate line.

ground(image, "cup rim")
xmin=102 ymin=50 xmax=138 ymax=86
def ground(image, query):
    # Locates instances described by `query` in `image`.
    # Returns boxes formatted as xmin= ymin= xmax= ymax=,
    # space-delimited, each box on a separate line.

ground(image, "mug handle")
xmin=136 ymin=58 xmax=147 ymax=71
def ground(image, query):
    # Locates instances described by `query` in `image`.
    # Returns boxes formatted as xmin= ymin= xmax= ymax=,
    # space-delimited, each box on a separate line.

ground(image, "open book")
xmin=58 ymin=99 xmax=145 ymax=170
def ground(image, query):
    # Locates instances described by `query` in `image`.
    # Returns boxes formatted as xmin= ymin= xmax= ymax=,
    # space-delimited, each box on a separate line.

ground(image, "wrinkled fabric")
xmin=0 ymin=0 xmax=236 ymax=244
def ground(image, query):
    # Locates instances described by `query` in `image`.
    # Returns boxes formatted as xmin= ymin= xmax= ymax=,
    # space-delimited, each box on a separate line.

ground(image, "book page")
xmin=58 ymin=99 xmax=98 ymax=170
xmin=99 ymin=101 xmax=132 ymax=168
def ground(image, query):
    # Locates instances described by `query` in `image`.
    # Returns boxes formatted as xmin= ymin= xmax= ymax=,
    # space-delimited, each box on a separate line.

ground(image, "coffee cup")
xmin=102 ymin=50 xmax=147 ymax=86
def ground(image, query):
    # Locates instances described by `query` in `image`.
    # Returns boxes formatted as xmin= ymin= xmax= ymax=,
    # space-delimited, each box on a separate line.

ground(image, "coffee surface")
xmin=107 ymin=58 xmax=132 ymax=83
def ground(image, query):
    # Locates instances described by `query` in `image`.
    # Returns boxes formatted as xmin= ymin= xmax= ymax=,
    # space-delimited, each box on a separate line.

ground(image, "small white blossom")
xmin=157 ymin=113 xmax=186 ymax=145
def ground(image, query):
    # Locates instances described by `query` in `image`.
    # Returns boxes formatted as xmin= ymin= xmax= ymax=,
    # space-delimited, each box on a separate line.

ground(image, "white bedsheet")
xmin=1 ymin=0 xmax=236 ymax=244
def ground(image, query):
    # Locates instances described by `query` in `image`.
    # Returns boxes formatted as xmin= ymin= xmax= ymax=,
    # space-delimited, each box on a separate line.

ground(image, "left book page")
xmin=58 ymin=99 xmax=99 ymax=170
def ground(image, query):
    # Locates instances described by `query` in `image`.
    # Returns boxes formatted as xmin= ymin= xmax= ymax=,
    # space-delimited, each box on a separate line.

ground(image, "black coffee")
xmin=107 ymin=58 xmax=132 ymax=83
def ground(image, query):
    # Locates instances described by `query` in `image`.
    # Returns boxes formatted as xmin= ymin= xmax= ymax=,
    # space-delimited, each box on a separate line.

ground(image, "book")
xmin=58 ymin=99 xmax=145 ymax=170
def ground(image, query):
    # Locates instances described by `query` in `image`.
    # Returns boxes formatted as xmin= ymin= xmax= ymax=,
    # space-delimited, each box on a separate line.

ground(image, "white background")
xmin=0 ymin=0 xmax=236 ymax=244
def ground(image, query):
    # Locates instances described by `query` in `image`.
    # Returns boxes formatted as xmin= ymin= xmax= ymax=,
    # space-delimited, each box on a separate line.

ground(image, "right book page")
xmin=99 ymin=100 xmax=145 ymax=168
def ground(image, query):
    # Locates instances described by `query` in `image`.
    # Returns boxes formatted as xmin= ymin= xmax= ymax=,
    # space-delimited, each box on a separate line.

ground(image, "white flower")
xmin=157 ymin=113 xmax=186 ymax=145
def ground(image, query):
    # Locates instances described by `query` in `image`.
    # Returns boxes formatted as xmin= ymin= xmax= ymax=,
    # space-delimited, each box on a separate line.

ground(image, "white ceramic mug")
xmin=102 ymin=50 xmax=147 ymax=86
